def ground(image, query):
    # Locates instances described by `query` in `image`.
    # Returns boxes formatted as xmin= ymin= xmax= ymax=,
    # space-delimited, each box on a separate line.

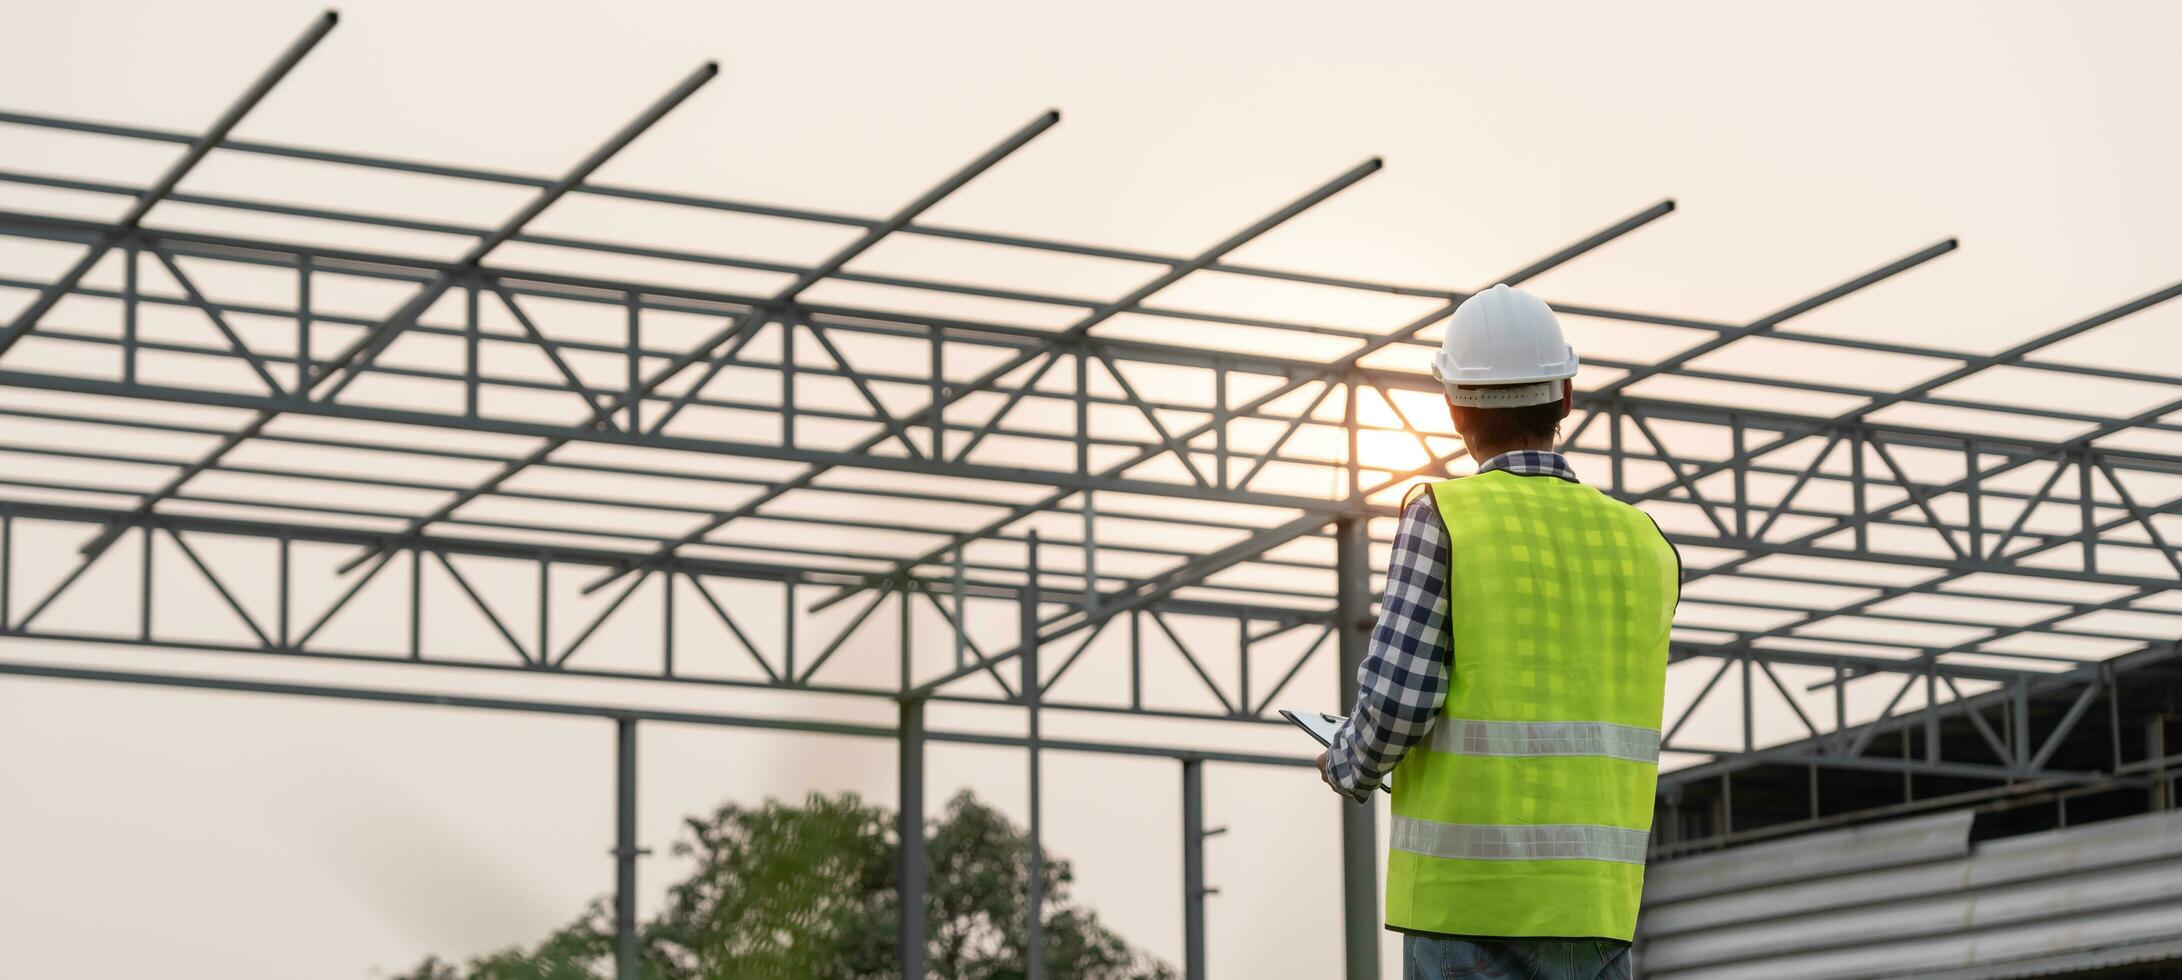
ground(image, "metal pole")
xmin=1022 ymin=531 xmax=1045 ymax=980
xmin=2153 ymin=716 xmax=2170 ymax=812
xmin=1182 ymin=757 xmax=1209 ymax=980
xmin=614 ymin=717 xmax=640 ymax=980
xmin=1334 ymin=517 xmax=1378 ymax=980
xmin=898 ymin=697 xmax=928 ymax=978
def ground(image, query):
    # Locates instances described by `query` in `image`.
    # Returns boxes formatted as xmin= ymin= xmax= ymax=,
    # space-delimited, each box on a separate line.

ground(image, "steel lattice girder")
xmin=3 ymin=53 xmax=2181 ymax=787
xmin=0 ymin=499 xmax=2075 ymax=729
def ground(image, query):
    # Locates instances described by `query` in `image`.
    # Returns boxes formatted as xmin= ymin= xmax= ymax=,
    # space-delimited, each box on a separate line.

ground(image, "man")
xmin=1315 ymin=284 xmax=1680 ymax=980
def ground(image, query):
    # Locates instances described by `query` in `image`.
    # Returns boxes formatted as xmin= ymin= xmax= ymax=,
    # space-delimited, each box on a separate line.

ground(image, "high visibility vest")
xmin=1385 ymin=470 xmax=1679 ymax=941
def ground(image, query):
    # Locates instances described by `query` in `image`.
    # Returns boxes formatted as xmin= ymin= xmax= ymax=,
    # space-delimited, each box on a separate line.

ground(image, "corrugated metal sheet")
xmin=1640 ymin=808 xmax=2182 ymax=979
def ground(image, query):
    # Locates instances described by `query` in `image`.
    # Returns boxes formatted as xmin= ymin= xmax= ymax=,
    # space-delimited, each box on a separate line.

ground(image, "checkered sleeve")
xmin=1326 ymin=493 xmax=1452 ymax=802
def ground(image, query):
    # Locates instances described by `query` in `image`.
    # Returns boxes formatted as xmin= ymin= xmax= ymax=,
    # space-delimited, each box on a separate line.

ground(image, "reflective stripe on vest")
xmin=1391 ymin=816 xmax=1650 ymax=865
xmin=1428 ymin=719 xmax=1660 ymax=764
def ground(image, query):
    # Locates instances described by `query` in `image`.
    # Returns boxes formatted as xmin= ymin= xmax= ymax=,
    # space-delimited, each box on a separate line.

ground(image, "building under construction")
xmin=1 ymin=11 xmax=2178 ymax=980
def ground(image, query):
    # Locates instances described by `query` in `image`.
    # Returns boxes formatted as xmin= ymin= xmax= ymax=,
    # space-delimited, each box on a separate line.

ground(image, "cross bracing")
xmin=1 ymin=12 xmax=2180 ymax=811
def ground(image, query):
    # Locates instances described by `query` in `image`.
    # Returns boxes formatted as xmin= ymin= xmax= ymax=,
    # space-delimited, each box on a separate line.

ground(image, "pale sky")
xmin=4 ymin=1 xmax=2182 ymax=977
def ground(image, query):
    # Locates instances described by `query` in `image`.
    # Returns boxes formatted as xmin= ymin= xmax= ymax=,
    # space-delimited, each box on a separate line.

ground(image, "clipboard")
xmin=1280 ymin=708 xmax=1391 ymax=794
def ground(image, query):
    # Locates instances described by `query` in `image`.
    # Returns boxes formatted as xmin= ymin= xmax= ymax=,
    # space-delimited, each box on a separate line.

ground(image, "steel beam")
xmin=827 ymin=199 xmax=1678 ymax=618
xmin=0 ymin=10 xmax=338 ymax=357
xmin=330 ymin=61 xmax=722 ymax=391
xmin=896 ymin=201 xmax=1683 ymax=694
xmin=9 ymin=210 xmax=2180 ymax=480
xmin=345 ymin=109 xmax=1059 ymax=577
xmin=67 ymin=62 xmax=720 ymax=564
xmin=0 ymin=658 xmax=1322 ymax=768
xmin=1594 ymin=239 xmax=1957 ymax=397
xmin=597 ymin=157 xmax=1387 ymax=603
xmin=992 ymin=234 xmax=1967 ymax=665
xmin=0 ymin=410 xmax=2162 ymax=688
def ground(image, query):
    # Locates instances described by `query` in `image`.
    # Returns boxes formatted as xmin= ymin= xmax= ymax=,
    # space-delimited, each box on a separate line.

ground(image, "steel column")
xmin=898 ymin=697 xmax=928 ymax=979
xmin=1182 ymin=757 xmax=1209 ymax=980
xmin=1022 ymin=532 xmax=1045 ymax=980
xmin=1334 ymin=517 xmax=1378 ymax=980
xmin=614 ymin=716 xmax=640 ymax=980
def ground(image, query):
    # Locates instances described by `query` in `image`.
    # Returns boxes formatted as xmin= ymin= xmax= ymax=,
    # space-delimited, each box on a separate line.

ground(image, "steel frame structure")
xmin=2 ymin=12 xmax=2180 ymax=979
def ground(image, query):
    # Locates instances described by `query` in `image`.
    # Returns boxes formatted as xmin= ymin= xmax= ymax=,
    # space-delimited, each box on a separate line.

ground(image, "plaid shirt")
xmin=1325 ymin=450 xmax=1582 ymax=801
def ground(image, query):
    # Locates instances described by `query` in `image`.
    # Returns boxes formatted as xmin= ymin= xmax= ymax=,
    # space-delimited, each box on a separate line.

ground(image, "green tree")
xmin=401 ymin=790 xmax=1174 ymax=980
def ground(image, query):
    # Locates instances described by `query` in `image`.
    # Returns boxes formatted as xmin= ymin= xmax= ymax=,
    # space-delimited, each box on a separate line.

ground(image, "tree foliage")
xmin=401 ymin=791 xmax=1173 ymax=980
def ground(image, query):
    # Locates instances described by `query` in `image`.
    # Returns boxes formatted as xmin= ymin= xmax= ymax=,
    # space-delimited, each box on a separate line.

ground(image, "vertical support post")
xmin=952 ymin=550 xmax=967 ymax=670
xmin=538 ymin=553 xmax=552 ymax=667
xmin=1740 ymin=650 xmax=1754 ymax=753
xmin=123 ymin=244 xmax=139 ymax=385
xmin=1343 ymin=375 xmax=1361 ymax=498
xmin=1902 ymin=729 xmax=1914 ymax=802
xmin=626 ymin=292 xmax=642 ymax=433
xmin=464 ymin=282 xmax=481 ymax=418
xmin=1214 ymin=365 xmax=1229 ymax=490
xmin=1238 ymin=617 xmax=1251 ymax=715
xmin=410 ymin=545 xmax=421 ymax=659
xmin=2106 ymin=663 xmax=2123 ymax=773
xmin=1129 ymin=609 xmax=1143 ymax=711
xmin=1832 ymin=660 xmax=1848 ymax=754
xmin=1334 ymin=517 xmax=1378 ymax=980
xmin=408 ymin=546 xmax=422 ymax=659
xmin=1075 ymin=349 xmax=1091 ymax=476
xmin=930 ymin=326 xmax=945 ymax=459
xmin=614 ymin=717 xmax=640 ymax=980
xmin=2013 ymin=679 xmax=2031 ymax=769
xmin=898 ymin=697 xmax=928 ymax=979
xmin=783 ymin=577 xmax=797 ymax=681
xmin=2080 ymin=451 xmax=2098 ymax=574
xmin=1082 ymin=490 xmax=1098 ymax=615
xmin=899 ymin=587 xmax=913 ymax=690
xmin=1022 ymin=532 xmax=1045 ymax=980
xmin=1731 ymin=414 xmax=1748 ymax=540
xmin=296 ymin=255 xmax=312 ymax=389
xmin=1851 ymin=429 xmax=1868 ymax=551
xmin=662 ymin=569 xmax=676 ymax=677
xmin=2152 ymin=717 xmax=2170 ymax=812
xmin=1719 ymin=771 xmax=1732 ymax=842
xmin=277 ymin=530 xmax=291 ymax=649
xmin=1608 ymin=401 xmax=1625 ymax=496
xmin=1966 ymin=437 xmax=1983 ymax=560
xmin=782 ymin=322 xmax=798 ymax=445
xmin=1925 ymin=663 xmax=1941 ymax=764
xmin=1182 ymin=757 xmax=1209 ymax=980
xmin=140 ymin=526 xmax=153 ymax=641
xmin=1 ymin=508 xmax=11 ymax=631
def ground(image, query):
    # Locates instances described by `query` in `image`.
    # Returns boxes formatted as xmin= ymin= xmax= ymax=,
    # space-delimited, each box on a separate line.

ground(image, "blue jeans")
xmin=1401 ymin=935 xmax=1632 ymax=980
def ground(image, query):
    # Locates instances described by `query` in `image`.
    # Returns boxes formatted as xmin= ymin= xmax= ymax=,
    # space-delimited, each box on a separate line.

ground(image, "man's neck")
xmin=1470 ymin=442 xmax=1557 ymax=465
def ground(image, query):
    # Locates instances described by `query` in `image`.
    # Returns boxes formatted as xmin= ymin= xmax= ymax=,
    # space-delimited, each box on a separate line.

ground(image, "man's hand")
xmin=1316 ymin=749 xmax=1339 ymax=794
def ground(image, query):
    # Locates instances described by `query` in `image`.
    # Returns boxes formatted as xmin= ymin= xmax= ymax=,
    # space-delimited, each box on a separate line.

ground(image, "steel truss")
xmin=2 ymin=12 xmax=2180 ymax=979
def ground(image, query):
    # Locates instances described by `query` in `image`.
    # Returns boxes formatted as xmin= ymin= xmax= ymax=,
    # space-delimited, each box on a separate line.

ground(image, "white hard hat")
xmin=1430 ymin=283 xmax=1579 ymax=408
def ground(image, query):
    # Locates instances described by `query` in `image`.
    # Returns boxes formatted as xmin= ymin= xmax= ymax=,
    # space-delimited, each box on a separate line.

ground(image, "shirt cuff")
xmin=1326 ymin=734 xmax=1378 ymax=803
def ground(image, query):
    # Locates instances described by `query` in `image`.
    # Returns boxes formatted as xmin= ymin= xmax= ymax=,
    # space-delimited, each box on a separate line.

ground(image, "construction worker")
xmin=1316 ymin=284 xmax=1679 ymax=980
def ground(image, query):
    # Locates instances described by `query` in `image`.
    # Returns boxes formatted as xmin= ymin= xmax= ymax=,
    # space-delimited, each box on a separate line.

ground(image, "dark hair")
xmin=1448 ymin=389 xmax=1568 ymax=448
